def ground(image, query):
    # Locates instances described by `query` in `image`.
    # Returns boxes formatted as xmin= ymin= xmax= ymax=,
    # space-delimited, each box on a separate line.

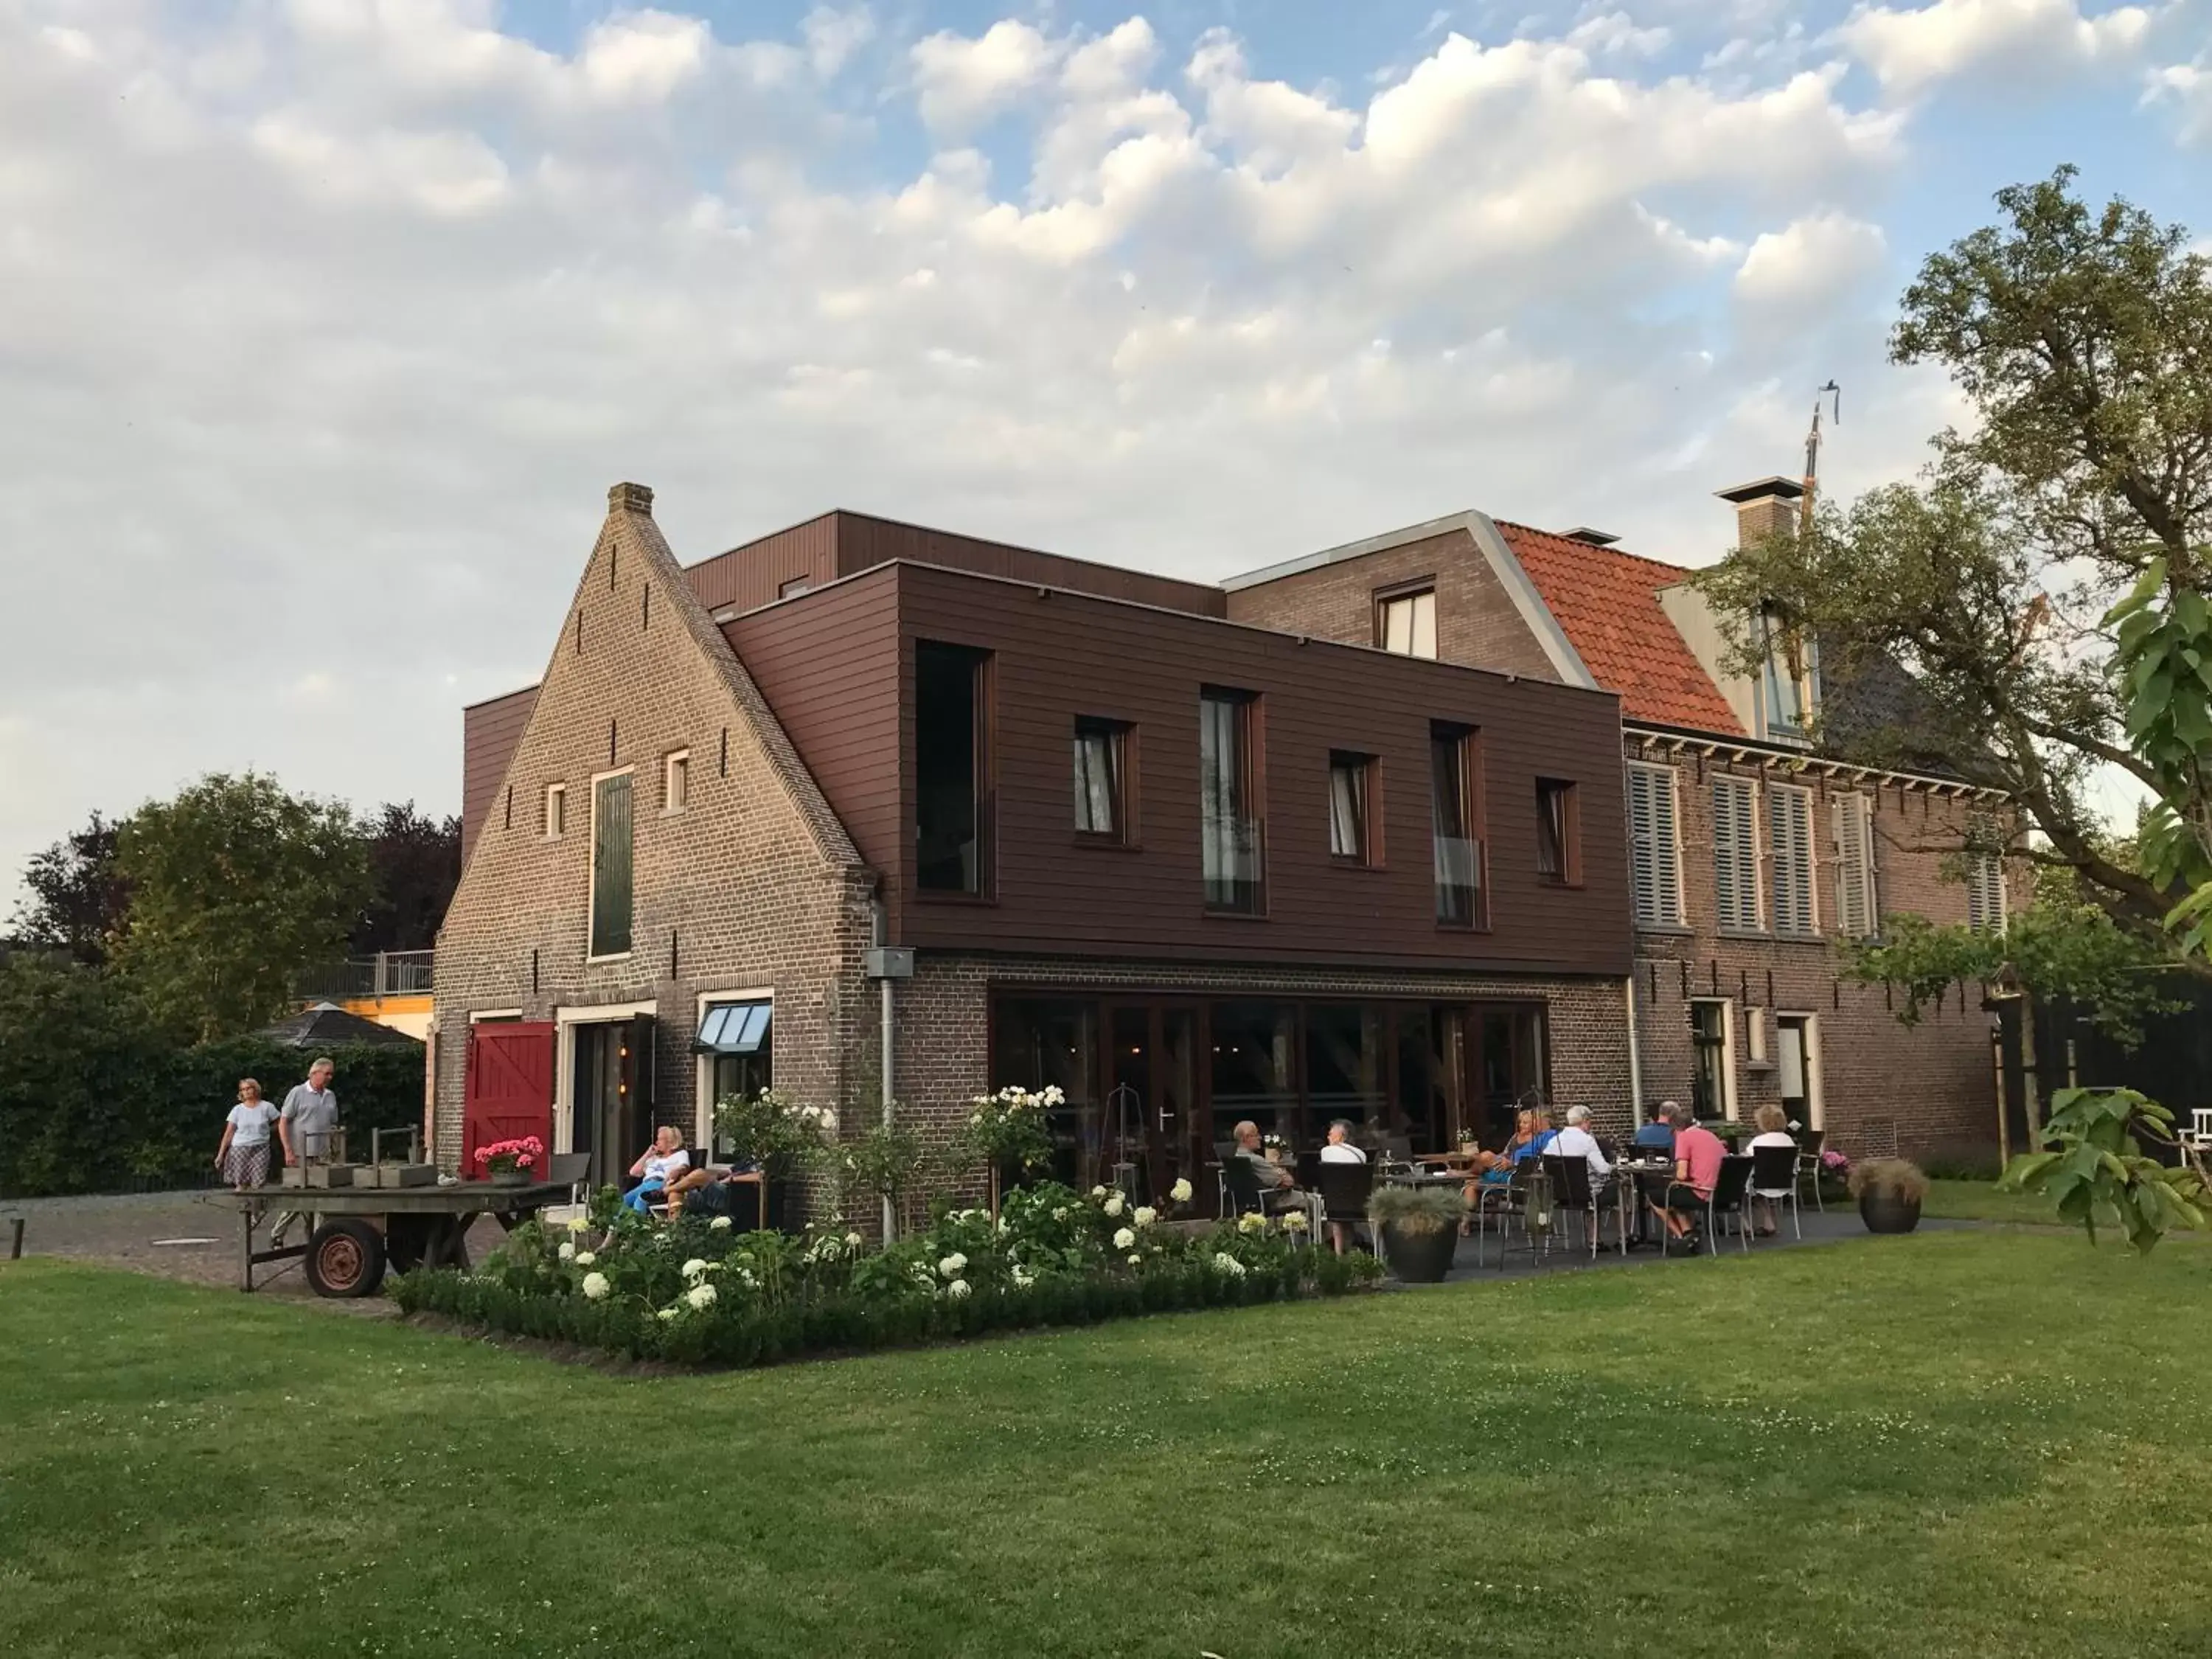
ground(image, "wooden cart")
xmin=210 ymin=1181 xmax=574 ymax=1298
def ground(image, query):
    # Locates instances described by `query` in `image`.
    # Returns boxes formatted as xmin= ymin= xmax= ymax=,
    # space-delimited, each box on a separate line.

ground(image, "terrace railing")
xmin=295 ymin=949 xmax=434 ymax=1003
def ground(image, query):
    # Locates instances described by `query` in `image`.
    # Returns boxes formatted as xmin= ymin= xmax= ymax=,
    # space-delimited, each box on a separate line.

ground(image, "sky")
xmin=2 ymin=0 xmax=2208 ymax=911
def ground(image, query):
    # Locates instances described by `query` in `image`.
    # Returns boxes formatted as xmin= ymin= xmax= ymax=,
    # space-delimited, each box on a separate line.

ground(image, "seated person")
xmin=1632 ymin=1106 xmax=1679 ymax=1157
xmin=622 ymin=1125 xmax=692 ymax=1215
xmin=664 ymin=1159 xmax=764 ymax=1222
xmin=1228 ymin=1119 xmax=1300 ymax=1210
xmin=1744 ymin=1103 xmax=1798 ymax=1236
xmin=1548 ymin=1104 xmax=1613 ymax=1187
xmin=1460 ymin=1108 xmax=1555 ymax=1231
xmin=1317 ymin=1119 xmax=1367 ymax=1254
xmin=1649 ymin=1104 xmax=1725 ymax=1247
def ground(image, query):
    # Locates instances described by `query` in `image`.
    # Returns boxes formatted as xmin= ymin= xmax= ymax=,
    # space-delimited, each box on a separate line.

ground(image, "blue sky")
xmin=0 ymin=0 xmax=2205 ymax=899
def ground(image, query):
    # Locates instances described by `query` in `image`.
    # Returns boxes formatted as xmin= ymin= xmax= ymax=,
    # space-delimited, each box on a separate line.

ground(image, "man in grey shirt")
xmin=271 ymin=1058 xmax=338 ymax=1248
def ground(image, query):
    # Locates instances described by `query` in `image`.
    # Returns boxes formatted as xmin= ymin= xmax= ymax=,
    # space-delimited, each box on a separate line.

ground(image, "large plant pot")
xmin=1859 ymin=1192 xmax=1922 ymax=1234
xmin=1380 ymin=1222 xmax=1458 ymax=1284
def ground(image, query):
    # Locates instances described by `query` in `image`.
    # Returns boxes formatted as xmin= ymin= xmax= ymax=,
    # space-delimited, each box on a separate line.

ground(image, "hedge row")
xmin=393 ymin=1252 xmax=1374 ymax=1368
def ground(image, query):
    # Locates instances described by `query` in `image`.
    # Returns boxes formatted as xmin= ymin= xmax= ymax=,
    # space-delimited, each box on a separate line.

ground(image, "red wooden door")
xmin=463 ymin=1022 xmax=556 ymax=1179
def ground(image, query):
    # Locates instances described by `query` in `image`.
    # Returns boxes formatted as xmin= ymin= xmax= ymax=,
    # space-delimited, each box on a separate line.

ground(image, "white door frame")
xmin=553 ymin=999 xmax=658 ymax=1155
xmin=1777 ymin=1011 xmax=1824 ymax=1131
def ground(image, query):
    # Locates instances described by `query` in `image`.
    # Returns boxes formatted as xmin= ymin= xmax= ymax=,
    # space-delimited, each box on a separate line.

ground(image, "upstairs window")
xmin=1376 ymin=585 xmax=1438 ymax=659
xmin=1767 ymin=782 xmax=1817 ymax=936
xmin=1073 ymin=717 xmax=1130 ymax=841
xmin=662 ymin=750 xmax=690 ymax=815
xmin=1832 ymin=793 xmax=1879 ymax=938
xmin=1430 ymin=723 xmax=1483 ymax=928
xmin=1756 ymin=605 xmax=1818 ymax=740
xmin=1712 ymin=774 xmax=1762 ymax=933
xmin=1626 ymin=763 xmax=1683 ymax=927
xmin=1535 ymin=779 xmax=1580 ymax=885
xmin=543 ymin=782 xmax=566 ymax=841
xmin=1328 ymin=751 xmax=1375 ymax=865
xmin=916 ymin=641 xmax=991 ymax=894
xmin=589 ymin=771 xmax=634 ymax=959
xmin=1200 ymin=689 xmax=1264 ymax=914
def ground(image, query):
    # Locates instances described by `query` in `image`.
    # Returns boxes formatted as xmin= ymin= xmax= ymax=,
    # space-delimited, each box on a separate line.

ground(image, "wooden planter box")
xmin=369 ymin=1164 xmax=438 ymax=1189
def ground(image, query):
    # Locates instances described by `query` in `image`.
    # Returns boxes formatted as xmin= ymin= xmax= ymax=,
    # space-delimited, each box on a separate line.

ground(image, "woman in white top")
xmin=1318 ymin=1120 xmax=1368 ymax=1256
xmin=623 ymin=1126 xmax=692 ymax=1215
xmin=215 ymin=1078 xmax=280 ymax=1191
xmin=1744 ymin=1103 xmax=1798 ymax=1237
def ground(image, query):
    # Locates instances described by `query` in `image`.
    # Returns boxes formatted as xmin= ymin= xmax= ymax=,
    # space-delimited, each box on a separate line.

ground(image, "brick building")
xmin=1225 ymin=479 xmax=2023 ymax=1162
xmin=433 ymin=484 xmax=1639 ymax=1214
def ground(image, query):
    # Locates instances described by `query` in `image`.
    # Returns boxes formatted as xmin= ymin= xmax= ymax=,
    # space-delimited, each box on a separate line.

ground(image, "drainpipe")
xmin=872 ymin=887 xmax=897 ymax=1244
xmin=1625 ymin=968 xmax=1646 ymax=1126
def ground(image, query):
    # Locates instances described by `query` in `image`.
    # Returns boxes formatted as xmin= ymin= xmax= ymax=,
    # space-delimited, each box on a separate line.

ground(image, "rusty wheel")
xmin=305 ymin=1219 xmax=386 ymax=1298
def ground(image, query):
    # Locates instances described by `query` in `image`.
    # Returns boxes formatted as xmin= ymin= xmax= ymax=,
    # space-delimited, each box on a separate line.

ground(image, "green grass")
xmin=7 ymin=1237 xmax=2212 ymax=1658
xmin=1921 ymin=1177 xmax=2067 ymax=1223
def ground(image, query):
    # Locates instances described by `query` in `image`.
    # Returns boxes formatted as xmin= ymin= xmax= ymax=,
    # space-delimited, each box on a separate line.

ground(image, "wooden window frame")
xmin=661 ymin=749 xmax=690 ymax=817
xmin=1535 ymin=777 xmax=1581 ymax=887
xmin=1430 ymin=722 xmax=1486 ymax=931
xmin=1373 ymin=578 xmax=1439 ymax=660
xmin=1072 ymin=717 xmax=1138 ymax=849
xmin=586 ymin=767 xmax=636 ymax=962
xmin=543 ymin=782 xmax=566 ymax=841
xmin=1199 ymin=686 xmax=1266 ymax=917
xmin=1327 ymin=751 xmax=1381 ymax=869
xmin=914 ymin=640 xmax=996 ymax=904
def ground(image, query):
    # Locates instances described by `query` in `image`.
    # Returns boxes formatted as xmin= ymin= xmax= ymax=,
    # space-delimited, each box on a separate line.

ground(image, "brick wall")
xmin=1224 ymin=525 xmax=1563 ymax=682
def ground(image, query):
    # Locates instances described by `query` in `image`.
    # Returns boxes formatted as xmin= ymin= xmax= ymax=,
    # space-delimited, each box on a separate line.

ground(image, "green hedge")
xmin=1 ymin=959 xmax=425 ymax=1198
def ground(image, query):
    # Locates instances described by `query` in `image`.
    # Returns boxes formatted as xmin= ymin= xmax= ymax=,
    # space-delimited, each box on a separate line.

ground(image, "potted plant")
xmin=473 ymin=1135 xmax=544 ymax=1187
xmin=1262 ymin=1132 xmax=1289 ymax=1164
xmin=1848 ymin=1158 xmax=1929 ymax=1234
xmin=1366 ymin=1184 xmax=1466 ymax=1283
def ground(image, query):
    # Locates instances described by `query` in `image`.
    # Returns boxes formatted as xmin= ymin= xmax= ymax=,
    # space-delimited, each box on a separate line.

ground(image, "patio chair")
xmin=1747 ymin=1144 xmax=1801 ymax=1241
xmin=1220 ymin=1152 xmax=1265 ymax=1217
xmin=1214 ymin=1142 xmax=1239 ymax=1217
xmin=1316 ymin=1162 xmax=1375 ymax=1253
xmin=1702 ymin=1155 xmax=1754 ymax=1254
xmin=1541 ymin=1153 xmax=1620 ymax=1262
xmin=1795 ymin=1129 xmax=1827 ymax=1212
xmin=1472 ymin=1164 xmax=1536 ymax=1270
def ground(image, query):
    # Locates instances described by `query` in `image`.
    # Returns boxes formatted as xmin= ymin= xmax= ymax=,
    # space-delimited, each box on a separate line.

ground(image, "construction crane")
xmin=1800 ymin=380 xmax=1840 ymax=539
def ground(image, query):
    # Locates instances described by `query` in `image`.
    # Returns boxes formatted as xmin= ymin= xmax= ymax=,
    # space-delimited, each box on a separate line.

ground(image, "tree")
xmin=351 ymin=801 xmax=462 ymax=956
xmin=9 ymin=810 xmax=132 ymax=964
xmin=111 ymin=772 xmax=373 ymax=1041
xmin=1694 ymin=169 xmax=2212 ymax=957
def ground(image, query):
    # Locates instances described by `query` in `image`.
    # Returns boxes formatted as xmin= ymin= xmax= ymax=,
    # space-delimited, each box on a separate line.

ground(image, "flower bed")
xmin=392 ymin=1180 xmax=1380 ymax=1367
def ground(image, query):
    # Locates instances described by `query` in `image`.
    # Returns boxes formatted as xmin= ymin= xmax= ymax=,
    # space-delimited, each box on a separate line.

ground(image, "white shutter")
xmin=1832 ymin=794 xmax=1876 ymax=938
xmin=1627 ymin=763 xmax=1683 ymax=927
xmin=1768 ymin=785 xmax=1815 ymax=934
xmin=1967 ymin=852 xmax=2006 ymax=933
xmin=1650 ymin=768 xmax=1682 ymax=925
xmin=1713 ymin=776 xmax=1761 ymax=931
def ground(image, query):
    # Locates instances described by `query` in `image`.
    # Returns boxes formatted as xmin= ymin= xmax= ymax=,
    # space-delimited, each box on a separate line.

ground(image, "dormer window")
xmin=1756 ymin=605 xmax=1818 ymax=740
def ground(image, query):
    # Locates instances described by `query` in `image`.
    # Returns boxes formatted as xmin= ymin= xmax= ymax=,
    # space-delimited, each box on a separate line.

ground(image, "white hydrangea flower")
xmin=1133 ymin=1206 xmax=1157 ymax=1228
xmin=681 ymin=1258 xmax=709 ymax=1280
xmin=939 ymin=1253 xmax=968 ymax=1280
xmin=735 ymin=1266 xmax=757 ymax=1287
xmin=658 ymin=1307 xmax=680 ymax=1321
xmin=1091 ymin=1185 xmax=1109 ymax=1199
xmin=845 ymin=1231 xmax=863 ymax=1249
xmin=1127 ymin=1253 xmax=1142 ymax=1267
xmin=945 ymin=1278 xmax=971 ymax=1300
xmin=1011 ymin=1266 xmax=1034 ymax=1289
xmin=569 ymin=1214 xmax=593 ymax=1234
xmin=581 ymin=1272 xmax=610 ymax=1300
xmin=1169 ymin=1178 xmax=1194 ymax=1204
xmin=557 ymin=1240 xmax=576 ymax=1262
xmin=685 ymin=1282 xmax=717 ymax=1311
xmin=1051 ymin=1207 xmax=1068 ymax=1222
xmin=1281 ymin=1211 xmax=1308 ymax=1231
xmin=818 ymin=1109 xmax=838 ymax=1133
xmin=709 ymin=1215 xmax=733 ymax=1232
xmin=1237 ymin=1212 xmax=1265 ymax=1235
xmin=1212 ymin=1253 xmax=1246 ymax=1278
xmin=574 ymin=1251 xmax=598 ymax=1267
xmin=1103 ymin=1194 xmax=1125 ymax=1218
xmin=1113 ymin=1227 xmax=1136 ymax=1250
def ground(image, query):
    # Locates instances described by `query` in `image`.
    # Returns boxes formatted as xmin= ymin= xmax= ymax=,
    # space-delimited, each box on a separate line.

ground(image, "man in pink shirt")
xmin=1649 ymin=1102 xmax=1725 ymax=1248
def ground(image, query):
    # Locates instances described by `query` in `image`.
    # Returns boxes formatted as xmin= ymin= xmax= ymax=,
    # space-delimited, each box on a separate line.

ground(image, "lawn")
xmin=1921 ymin=1177 xmax=2067 ymax=1224
xmin=6 ymin=1234 xmax=2212 ymax=1658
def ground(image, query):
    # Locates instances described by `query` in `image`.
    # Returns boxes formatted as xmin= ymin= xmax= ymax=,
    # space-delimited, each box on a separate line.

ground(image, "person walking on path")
xmin=215 ymin=1079 xmax=279 ymax=1192
xmin=271 ymin=1058 xmax=340 ymax=1248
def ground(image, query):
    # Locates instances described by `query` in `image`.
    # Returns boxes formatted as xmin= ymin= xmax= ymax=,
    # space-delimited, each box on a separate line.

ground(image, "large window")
xmin=1200 ymin=689 xmax=1264 ymax=914
xmin=1767 ymin=782 xmax=1817 ymax=936
xmin=588 ymin=771 xmax=633 ymax=959
xmin=992 ymin=996 xmax=1100 ymax=1188
xmin=1536 ymin=778 xmax=1579 ymax=885
xmin=1832 ymin=793 xmax=1879 ymax=938
xmin=1328 ymin=751 xmax=1375 ymax=864
xmin=1756 ymin=605 xmax=1818 ymax=740
xmin=696 ymin=1000 xmax=772 ymax=1158
xmin=1304 ymin=1005 xmax=1385 ymax=1129
xmin=1626 ymin=762 xmax=1683 ymax=926
xmin=1209 ymin=1001 xmax=1298 ymax=1143
xmin=1711 ymin=774 xmax=1762 ymax=933
xmin=1072 ymin=717 xmax=1128 ymax=841
xmin=1377 ymin=585 xmax=1438 ymax=658
xmin=917 ymin=641 xmax=990 ymax=894
xmin=1430 ymin=723 xmax=1482 ymax=927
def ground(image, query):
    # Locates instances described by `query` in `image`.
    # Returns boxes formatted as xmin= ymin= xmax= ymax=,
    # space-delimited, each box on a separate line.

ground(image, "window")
xmin=1712 ymin=774 xmax=1762 ymax=933
xmin=697 ymin=1000 xmax=773 ymax=1154
xmin=1430 ymin=723 xmax=1482 ymax=927
xmin=662 ymin=750 xmax=689 ymax=815
xmin=543 ymin=782 xmax=566 ymax=840
xmin=588 ymin=771 xmax=634 ymax=958
xmin=1832 ymin=793 xmax=1878 ymax=938
xmin=1756 ymin=605 xmax=1818 ymax=740
xmin=1072 ymin=718 xmax=1129 ymax=841
xmin=1690 ymin=999 xmax=1735 ymax=1121
xmin=1377 ymin=585 xmax=1439 ymax=658
xmin=778 ymin=577 xmax=813 ymax=599
xmin=1626 ymin=763 xmax=1684 ymax=927
xmin=1328 ymin=751 xmax=1375 ymax=864
xmin=1200 ymin=689 xmax=1264 ymax=913
xmin=1966 ymin=851 xmax=2007 ymax=933
xmin=916 ymin=641 xmax=990 ymax=894
xmin=1535 ymin=779 xmax=1579 ymax=885
xmin=1767 ymin=782 xmax=1817 ymax=935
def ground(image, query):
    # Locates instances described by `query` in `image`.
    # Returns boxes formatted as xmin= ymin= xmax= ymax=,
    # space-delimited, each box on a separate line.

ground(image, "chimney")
xmin=608 ymin=481 xmax=655 ymax=517
xmin=1715 ymin=476 xmax=1804 ymax=549
xmin=1562 ymin=526 xmax=1621 ymax=548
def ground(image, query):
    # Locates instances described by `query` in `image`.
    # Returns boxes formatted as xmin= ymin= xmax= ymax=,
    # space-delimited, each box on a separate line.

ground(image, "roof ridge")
xmin=1493 ymin=518 xmax=1697 ymax=580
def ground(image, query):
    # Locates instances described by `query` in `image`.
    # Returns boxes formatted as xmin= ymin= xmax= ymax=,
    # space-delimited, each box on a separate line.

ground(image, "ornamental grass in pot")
xmin=1366 ymin=1184 xmax=1467 ymax=1283
xmin=1848 ymin=1158 xmax=1930 ymax=1234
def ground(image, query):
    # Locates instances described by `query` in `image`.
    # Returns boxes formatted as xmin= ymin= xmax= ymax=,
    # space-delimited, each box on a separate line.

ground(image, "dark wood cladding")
xmin=720 ymin=571 xmax=903 ymax=875
xmin=460 ymin=685 xmax=539 ymax=863
xmin=727 ymin=562 xmax=1631 ymax=975
xmin=684 ymin=515 xmax=841 ymax=616
xmin=684 ymin=510 xmax=1224 ymax=621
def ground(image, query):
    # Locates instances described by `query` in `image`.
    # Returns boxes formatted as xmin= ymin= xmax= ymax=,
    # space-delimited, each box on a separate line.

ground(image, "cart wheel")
xmin=305 ymin=1219 xmax=386 ymax=1298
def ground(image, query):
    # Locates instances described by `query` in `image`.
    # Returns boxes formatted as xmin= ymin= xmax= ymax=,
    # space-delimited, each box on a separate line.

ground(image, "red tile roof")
xmin=1495 ymin=521 xmax=1745 ymax=735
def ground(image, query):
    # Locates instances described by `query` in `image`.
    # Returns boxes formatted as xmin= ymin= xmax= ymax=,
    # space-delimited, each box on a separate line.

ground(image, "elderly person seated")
xmin=1458 ymin=1107 xmax=1555 ymax=1234
xmin=1744 ymin=1103 xmax=1798 ymax=1237
xmin=1227 ymin=1119 xmax=1304 ymax=1208
xmin=1632 ymin=1104 xmax=1679 ymax=1157
xmin=1548 ymin=1104 xmax=1613 ymax=1187
xmin=1317 ymin=1119 xmax=1368 ymax=1254
xmin=1649 ymin=1103 xmax=1725 ymax=1250
xmin=664 ymin=1158 xmax=765 ymax=1224
xmin=622 ymin=1125 xmax=692 ymax=1216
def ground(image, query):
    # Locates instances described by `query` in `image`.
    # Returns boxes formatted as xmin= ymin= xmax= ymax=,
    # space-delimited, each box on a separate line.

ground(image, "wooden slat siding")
xmin=719 ymin=568 xmax=905 ymax=918
xmin=683 ymin=514 xmax=842 ymax=616
xmin=833 ymin=513 xmax=1227 ymax=617
xmin=460 ymin=685 xmax=540 ymax=864
xmin=726 ymin=562 xmax=1630 ymax=973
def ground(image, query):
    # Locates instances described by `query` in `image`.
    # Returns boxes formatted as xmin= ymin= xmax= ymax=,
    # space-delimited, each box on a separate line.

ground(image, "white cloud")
xmin=1838 ymin=0 xmax=2154 ymax=95
xmin=1565 ymin=12 xmax=1674 ymax=58
xmin=911 ymin=19 xmax=1058 ymax=133
xmin=1734 ymin=209 xmax=1889 ymax=309
xmin=801 ymin=5 xmax=874 ymax=78
xmin=577 ymin=11 xmax=712 ymax=104
xmin=2146 ymin=58 xmax=2212 ymax=144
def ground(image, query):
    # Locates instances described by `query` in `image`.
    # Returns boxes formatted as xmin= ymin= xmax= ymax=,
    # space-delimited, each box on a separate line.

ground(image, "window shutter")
xmin=1714 ymin=776 xmax=1760 ymax=931
xmin=1768 ymin=785 xmax=1815 ymax=934
xmin=1832 ymin=795 xmax=1875 ymax=938
xmin=1627 ymin=764 xmax=1682 ymax=927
